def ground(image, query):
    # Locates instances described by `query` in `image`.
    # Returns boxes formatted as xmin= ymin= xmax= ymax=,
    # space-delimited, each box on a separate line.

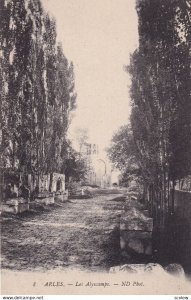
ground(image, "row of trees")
xmin=108 ymin=0 xmax=191 ymax=228
xmin=0 ymin=0 xmax=77 ymax=194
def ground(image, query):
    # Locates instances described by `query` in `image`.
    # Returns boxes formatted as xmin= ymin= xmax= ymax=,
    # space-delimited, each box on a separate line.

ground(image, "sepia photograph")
xmin=0 ymin=0 xmax=191 ymax=296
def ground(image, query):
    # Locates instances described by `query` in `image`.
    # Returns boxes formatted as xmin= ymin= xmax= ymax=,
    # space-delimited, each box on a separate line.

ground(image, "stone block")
xmin=55 ymin=191 xmax=68 ymax=202
xmin=54 ymin=194 xmax=63 ymax=202
xmin=63 ymin=193 xmax=68 ymax=202
xmin=109 ymin=263 xmax=165 ymax=275
xmin=110 ymin=264 xmax=146 ymax=273
xmin=144 ymin=263 xmax=165 ymax=274
xmin=120 ymin=230 xmax=152 ymax=255
xmin=165 ymin=263 xmax=185 ymax=278
xmin=35 ymin=196 xmax=54 ymax=205
xmin=120 ymin=208 xmax=153 ymax=232
xmin=1 ymin=198 xmax=29 ymax=214
xmin=120 ymin=196 xmax=153 ymax=258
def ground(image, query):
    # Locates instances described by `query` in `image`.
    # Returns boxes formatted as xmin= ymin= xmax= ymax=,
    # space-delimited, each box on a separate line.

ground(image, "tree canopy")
xmin=0 ymin=0 xmax=77 ymax=192
xmin=108 ymin=0 xmax=191 ymax=227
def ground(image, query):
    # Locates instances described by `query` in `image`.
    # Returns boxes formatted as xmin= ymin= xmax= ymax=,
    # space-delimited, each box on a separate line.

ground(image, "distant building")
xmin=82 ymin=143 xmax=116 ymax=188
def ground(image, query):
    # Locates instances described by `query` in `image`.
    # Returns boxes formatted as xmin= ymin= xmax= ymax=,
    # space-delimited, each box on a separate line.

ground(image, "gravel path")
xmin=1 ymin=192 xmax=125 ymax=272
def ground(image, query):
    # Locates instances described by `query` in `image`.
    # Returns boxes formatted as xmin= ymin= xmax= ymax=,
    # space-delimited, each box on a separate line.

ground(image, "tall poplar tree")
xmin=127 ymin=0 xmax=191 ymax=226
xmin=0 ymin=0 xmax=77 ymax=195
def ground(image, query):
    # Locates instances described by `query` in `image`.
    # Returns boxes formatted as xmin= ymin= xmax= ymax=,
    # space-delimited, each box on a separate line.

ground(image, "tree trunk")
xmin=171 ymin=180 xmax=175 ymax=214
xmin=49 ymin=172 xmax=53 ymax=192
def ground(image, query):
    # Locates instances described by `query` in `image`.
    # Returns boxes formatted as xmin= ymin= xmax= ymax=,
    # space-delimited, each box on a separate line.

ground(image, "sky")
xmin=42 ymin=0 xmax=138 ymax=150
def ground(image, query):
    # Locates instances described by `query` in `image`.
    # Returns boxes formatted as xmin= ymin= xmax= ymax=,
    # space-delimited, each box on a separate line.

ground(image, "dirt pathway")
xmin=1 ymin=192 xmax=125 ymax=272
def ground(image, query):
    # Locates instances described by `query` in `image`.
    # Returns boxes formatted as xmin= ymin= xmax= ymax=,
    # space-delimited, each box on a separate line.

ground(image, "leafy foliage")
xmin=0 ymin=0 xmax=77 ymax=189
xmin=107 ymin=125 xmax=141 ymax=186
xmin=108 ymin=0 xmax=191 ymax=227
xmin=127 ymin=0 xmax=191 ymax=226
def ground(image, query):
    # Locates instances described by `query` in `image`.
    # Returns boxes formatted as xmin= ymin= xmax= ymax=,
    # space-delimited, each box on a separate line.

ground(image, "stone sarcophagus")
xmin=35 ymin=173 xmax=68 ymax=204
xmin=34 ymin=192 xmax=55 ymax=205
xmin=1 ymin=198 xmax=29 ymax=214
xmin=120 ymin=199 xmax=153 ymax=258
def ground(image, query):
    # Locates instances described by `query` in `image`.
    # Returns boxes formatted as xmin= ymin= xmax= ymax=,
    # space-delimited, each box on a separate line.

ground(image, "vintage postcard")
xmin=1 ymin=0 xmax=191 ymax=296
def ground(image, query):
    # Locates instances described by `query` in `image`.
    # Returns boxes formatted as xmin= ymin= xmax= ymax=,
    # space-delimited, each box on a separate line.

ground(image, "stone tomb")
xmin=120 ymin=199 xmax=153 ymax=258
xmin=1 ymin=198 xmax=29 ymax=214
xmin=52 ymin=173 xmax=68 ymax=202
xmin=35 ymin=173 xmax=68 ymax=204
xmin=35 ymin=192 xmax=55 ymax=205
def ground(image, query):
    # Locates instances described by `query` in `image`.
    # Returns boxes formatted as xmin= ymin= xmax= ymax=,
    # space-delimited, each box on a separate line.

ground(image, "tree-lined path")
xmin=1 ymin=191 xmax=124 ymax=272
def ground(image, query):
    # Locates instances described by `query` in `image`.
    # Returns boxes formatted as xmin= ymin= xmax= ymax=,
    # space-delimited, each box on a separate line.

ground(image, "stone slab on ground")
xmin=109 ymin=263 xmax=185 ymax=278
xmin=110 ymin=263 xmax=165 ymax=274
xmin=164 ymin=263 xmax=185 ymax=278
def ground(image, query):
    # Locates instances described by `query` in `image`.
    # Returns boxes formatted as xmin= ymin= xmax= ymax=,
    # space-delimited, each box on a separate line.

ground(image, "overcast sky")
xmin=42 ymin=0 xmax=138 ymax=149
